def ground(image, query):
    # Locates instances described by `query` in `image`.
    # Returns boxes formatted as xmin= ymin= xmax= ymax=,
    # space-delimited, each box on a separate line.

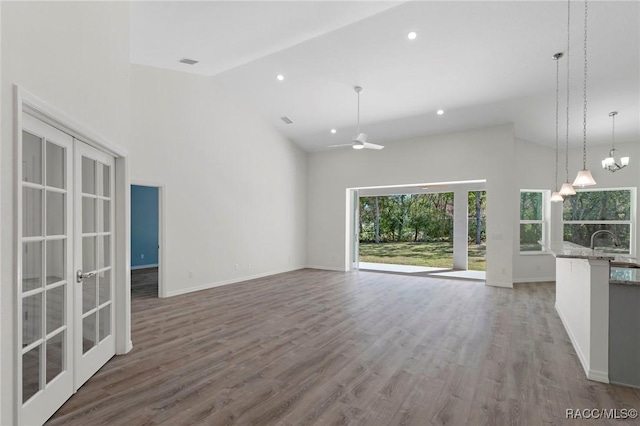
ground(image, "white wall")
xmin=130 ymin=65 xmax=307 ymax=296
xmin=307 ymin=124 xmax=518 ymax=287
xmin=1 ymin=2 xmax=131 ymax=424
xmin=513 ymin=138 xmax=557 ymax=282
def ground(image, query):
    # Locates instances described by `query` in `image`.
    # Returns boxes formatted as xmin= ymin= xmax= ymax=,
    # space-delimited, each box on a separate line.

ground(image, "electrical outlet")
xmin=188 ymin=272 xmax=193 ymax=279
xmin=248 ymin=264 xmax=253 ymax=270
xmin=235 ymin=264 xmax=240 ymax=270
xmin=141 ymin=254 xmax=145 ymax=259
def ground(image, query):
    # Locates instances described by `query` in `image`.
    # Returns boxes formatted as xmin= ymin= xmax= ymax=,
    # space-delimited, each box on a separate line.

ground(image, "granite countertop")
xmin=547 ymin=242 xmax=640 ymax=285
xmin=610 ymin=267 xmax=640 ymax=286
xmin=546 ymin=241 xmax=616 ymax=261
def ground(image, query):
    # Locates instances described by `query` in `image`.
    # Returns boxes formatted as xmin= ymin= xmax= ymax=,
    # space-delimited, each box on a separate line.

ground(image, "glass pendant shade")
xmin=559 ymin=183 xmax=576 ymax=196
xmin=621 ymin=157 xmax=630 ymax=166
xmin=602 ymin=157 xmax=615 ymax=168
xmin=573 ymin=169 xmax=597 ymax=187
xmin=550 ymin=191 xmax=564 ymax=202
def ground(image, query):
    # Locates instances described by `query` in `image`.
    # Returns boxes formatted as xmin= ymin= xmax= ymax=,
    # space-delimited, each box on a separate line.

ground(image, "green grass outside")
xmin=359 ymin=241 xmax=486 ymax=271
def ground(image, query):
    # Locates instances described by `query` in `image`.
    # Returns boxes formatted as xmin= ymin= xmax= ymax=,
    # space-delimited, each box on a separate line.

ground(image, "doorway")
xmin=350 ymin=181 xmax=487 ymax=281
xmin=130 ymin=184 xmax=163 ymax=299
xmin=18 ymin=113 xmax=119 ymax=425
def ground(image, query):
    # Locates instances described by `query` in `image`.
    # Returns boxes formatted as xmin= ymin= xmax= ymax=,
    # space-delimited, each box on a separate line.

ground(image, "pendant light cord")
xmin=565 ymin=0 xmax=571 ymax=182
xmin=582 ymin=0 xmax=588 ymax=170
xmin=611 ymin=113 xmax=616 ymax=150
xmin=554 ymin=54 xmax=561 ymax=189
xmin=356 ymin=90 xmax=361 ymax=135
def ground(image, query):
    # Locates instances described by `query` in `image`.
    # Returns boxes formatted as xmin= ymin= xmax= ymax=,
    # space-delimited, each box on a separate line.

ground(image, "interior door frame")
xmin=130 ymin=180 xmax=166 ymax=298
xmin=13 ymin=85 xmax=132 ymax=423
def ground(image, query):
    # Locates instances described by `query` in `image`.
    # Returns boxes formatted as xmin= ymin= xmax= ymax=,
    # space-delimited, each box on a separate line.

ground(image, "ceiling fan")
xmin=329 ymin=86 xmax=384 ymax=150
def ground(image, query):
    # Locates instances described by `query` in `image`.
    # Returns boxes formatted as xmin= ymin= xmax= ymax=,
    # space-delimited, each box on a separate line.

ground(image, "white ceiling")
xmin=131 ymin=1 xmax=640 ymax=152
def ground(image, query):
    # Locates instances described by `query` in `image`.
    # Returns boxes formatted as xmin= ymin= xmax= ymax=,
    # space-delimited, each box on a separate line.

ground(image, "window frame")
xmin=519 ymin=189 xmax=548 ymax=255
xmin=562 ymin=187 xmax=636 ymax=257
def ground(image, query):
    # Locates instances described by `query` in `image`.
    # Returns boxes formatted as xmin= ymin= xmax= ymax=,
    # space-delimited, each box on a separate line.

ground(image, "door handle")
xmin=76 ymin=270 xmax=96 ymax=283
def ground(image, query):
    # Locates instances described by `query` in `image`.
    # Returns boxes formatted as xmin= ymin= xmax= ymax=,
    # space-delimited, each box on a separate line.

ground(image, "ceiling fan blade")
xmin=353 ymin=133 xmax=368 ymax=143
xmin=363 ymin=141 xmax=384 ymax=150
xmin=328 ymin=143 xmax=353 ymax=148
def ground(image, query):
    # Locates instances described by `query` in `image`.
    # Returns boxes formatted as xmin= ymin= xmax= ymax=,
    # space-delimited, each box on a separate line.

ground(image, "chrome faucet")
xmin=590 ymin=230 xmax=620 ymax=250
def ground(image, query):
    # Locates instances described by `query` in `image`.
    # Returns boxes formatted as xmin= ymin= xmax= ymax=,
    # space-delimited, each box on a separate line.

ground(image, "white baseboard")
xmin=513 ymin=277 xmax=555 ymax=283
xmin=587 ymin=369 xmax=610 ymax=383
xmin=485 ymin=280 xmax=513 ymax=288
xmin=165 ymin=265 xmax=305 ymax=297
xmin=305 ymin=265 xmax=348 ymax=272
xmin=555 ymin=303 xmax=608 ymax=383
xmin=131 ymin=263 xmax=158 ymax=270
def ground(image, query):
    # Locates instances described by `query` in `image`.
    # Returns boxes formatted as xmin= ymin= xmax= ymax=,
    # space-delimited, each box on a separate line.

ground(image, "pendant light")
xmin=550 ymin=52 xmax=564 ymax=203
xmin=601 ymin=111 xmax=629 ymax=172
xmin=559 ymin=0 xmax=576 ymax=196
xmin=572 ymin=0 xmax=596 ymax=187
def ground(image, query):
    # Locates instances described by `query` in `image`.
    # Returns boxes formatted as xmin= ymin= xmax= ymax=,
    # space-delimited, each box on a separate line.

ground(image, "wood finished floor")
xmin=48 ymin=269 xmax=640 ymax=425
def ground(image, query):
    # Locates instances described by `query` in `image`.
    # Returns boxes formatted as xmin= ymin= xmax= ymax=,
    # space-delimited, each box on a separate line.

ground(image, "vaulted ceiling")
xmin=131 ymin=1 xmax=639 ymax=152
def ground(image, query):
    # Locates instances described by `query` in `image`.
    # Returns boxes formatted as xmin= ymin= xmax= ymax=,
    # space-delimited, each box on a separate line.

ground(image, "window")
xmin=520 ymin=190 xmax=546 ymax=253
xmin=563 ymin=188 xmax=635 ymax=255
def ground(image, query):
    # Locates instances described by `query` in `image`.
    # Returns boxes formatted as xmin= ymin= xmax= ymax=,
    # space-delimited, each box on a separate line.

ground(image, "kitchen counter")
xmin=551 ymin=242 xmax=640 ymax=387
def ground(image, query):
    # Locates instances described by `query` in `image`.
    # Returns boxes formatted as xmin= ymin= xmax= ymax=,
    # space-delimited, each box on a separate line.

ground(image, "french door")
xmin=74 ymin=141 xmax=116 ymax=387
xmin=18 ymin=114 xmax=116 ymax=425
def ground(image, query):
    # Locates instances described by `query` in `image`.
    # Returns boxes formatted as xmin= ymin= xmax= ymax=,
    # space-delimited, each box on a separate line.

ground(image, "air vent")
xmin=280 ymin=116 xmax=293 ymax=124
xmin=179 ymin=58 xmax=199 ymax=65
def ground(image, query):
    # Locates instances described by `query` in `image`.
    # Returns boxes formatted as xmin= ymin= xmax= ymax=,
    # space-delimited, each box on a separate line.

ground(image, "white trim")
xmin=164 ymin=266 xmax=306 ymax=298
xmin=305 ymin=265 xmax=349 ymax=272
xmin=485 ymin=280 xmax=513 ymax=288
xmin=555 ymin=303 xmax=609 ymax=384
xmin=513 ymin=277 xmax=555 ymax=283
xmin=19 ymin=88 xmax=127 ymax=158
xmin=131 ymin=264 xmax=158 ymax=271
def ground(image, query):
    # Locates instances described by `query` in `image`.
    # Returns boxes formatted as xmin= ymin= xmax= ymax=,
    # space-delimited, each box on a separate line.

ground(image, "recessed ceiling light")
xmin=330 ymin=129 xmax=337 ymax=134
xmin=437 ymin=109 xmax=445 ymax=115
xmin=276 ymin=74 xmax=284 ymax=81
xmin=179 ymin=58 xmax=199 ymax=65
xmin=407 ymin=31 xmax=417 ymax=40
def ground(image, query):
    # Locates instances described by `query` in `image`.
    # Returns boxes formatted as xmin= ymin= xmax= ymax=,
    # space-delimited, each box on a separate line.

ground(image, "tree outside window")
xmin=520 ymin=191 xmax=545 ymax=253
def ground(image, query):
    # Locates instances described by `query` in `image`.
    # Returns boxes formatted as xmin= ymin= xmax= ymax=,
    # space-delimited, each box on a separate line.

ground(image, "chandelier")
xmin=601 ymin=111 xmax=629 ymax=172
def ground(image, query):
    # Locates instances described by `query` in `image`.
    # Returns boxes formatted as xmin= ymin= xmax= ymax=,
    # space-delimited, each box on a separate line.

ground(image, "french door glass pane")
xmin=99 ymin=235 xmax=111 ymax=269
xmin=22 ymin=293 xmax=43 ymax=347
xmin=46 ymin=286 xmax=65 ymax=333
xmin=97 ymin=163 xmax=110 ymax=197
xmin=46 ymin=191 xmax=65 ymax=236
xmin=83 ymin=236 xmax=96 ymax=271
xmin=23 ymin=241 xmax=43 ymax=292
xmin=99 ymin=307 xmax=111 ymax=342
xmin=82 ymin=197 xmax=96 ymax=233
xmin=82 ymin=275 xmax=97 ymax=314
xmin=23 ymin=131 xmax=42 ymax=184
xmin=23 ymin=188 xmax=43 ymax=237
xmin=83 ymin=313 xmax=97 ymax=354
xmin=46 ymin=239 xmax=65 ymax=285
xmin=98 ymin=199 xmax=110 ymax=232
xmin=23 ymin=345 xmax=41 ymax=403
xmin=99 ymin=269 xmax=111 ymax=305
xmin=46 ymin=142 xmax=65 ymax=189
xmin=82 ymin=157 xmax=96 ymax=195
xmin=46 ymin=332 xmax=64 ymax=384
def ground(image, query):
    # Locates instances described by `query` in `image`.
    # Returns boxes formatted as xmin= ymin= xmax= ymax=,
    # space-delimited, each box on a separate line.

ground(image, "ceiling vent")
xmin=178 ymin=58 xmax=199 ymax=65
xmin=280 ymin=116 xmax=293 ymax=124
